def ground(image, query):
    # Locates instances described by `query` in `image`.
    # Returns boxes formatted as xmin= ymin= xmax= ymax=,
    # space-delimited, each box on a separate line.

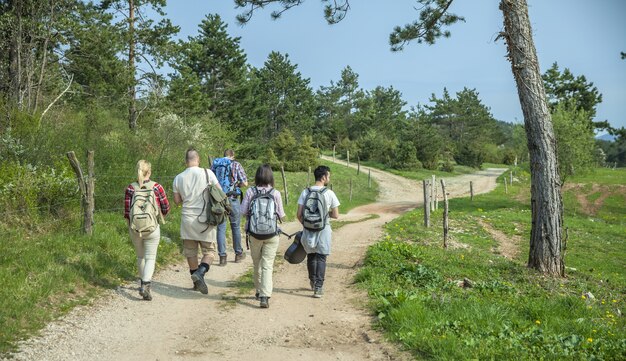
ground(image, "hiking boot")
xmin=313 ymin=288 xmax=324 ymax=298
xmin=142 ymin=283 xmax=152 ymax=301
xmin=234 ymin=253 xmax=246 ymax=263
xmin=255 ymin=291 xmax=260 ymax=300
xmin=259 ymin=296 xmax=270 ymax=308
xmin=219 ymin=255 xmax=227 ymax=266
xmin=191 ymin=268 xmax=208 ymax=295
xmin=139 ymin=282 xmax=145 ymax=297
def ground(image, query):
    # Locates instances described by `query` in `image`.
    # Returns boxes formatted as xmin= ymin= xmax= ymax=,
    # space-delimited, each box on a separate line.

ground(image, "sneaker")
xmin=234 ymin=253 xmax=246 ymax=263
xmin=219 ymin=255 xmax=227 ymax=266
xmin=191 ymin=272 xmax=208 ymax=295
xmin=142 ymin=283 xmax=152 ymax=301
xmin=313 ymin=288 xmax=324 ymax=298
xmin=259 ymin=296 xmax=270 ymax=308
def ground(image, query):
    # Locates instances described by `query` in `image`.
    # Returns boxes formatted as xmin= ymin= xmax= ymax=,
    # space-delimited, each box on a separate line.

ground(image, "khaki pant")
xmin=250 ymin=235 xmax=280 ymax=297
xmin=129 ymin=226 xmax=160 ymax=282
xmin=182 ymin=239 xmax=216 ymax=264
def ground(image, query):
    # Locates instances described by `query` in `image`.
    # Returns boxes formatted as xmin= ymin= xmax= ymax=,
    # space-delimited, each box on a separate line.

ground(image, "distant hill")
xmin=596 ymin=133 xmax=617 ymax=142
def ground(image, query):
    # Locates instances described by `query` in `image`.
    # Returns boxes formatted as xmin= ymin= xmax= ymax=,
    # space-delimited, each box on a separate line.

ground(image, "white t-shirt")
xmin=173 ymin=166 xmax=218 ymax=216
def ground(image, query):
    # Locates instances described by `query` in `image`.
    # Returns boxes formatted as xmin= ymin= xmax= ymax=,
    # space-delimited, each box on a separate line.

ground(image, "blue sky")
xmin=163 ymin=0 xmax=626 ymax=130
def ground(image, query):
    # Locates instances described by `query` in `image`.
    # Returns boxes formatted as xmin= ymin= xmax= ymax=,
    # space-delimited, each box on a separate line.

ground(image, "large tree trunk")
xmin=128 ymin=0 xmax=137 ymax=130
xmin=500 ymin=0 xmax=564 ymax=276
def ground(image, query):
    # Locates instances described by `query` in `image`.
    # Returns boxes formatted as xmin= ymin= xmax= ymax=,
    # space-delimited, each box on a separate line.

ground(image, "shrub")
xmin=454 ymin=144 xmax=484 ymax=168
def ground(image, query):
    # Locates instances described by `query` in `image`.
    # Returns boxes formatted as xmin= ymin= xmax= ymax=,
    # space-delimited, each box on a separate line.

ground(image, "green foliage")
xmin=543 ymin=62 xmax=602 ymax=120
xmin=391 ymin=142 xmax=421 ymax=170
xmin=271 ymin=129 xmax=319 ymax=171
xmin=454 ymin=143 xmax=484 ymax=168
xmin=552 ymin=102 xmax=597 ymax=179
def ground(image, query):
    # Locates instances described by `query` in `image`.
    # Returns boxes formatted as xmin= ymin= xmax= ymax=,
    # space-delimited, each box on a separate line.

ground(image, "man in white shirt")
xmin=297 ymin=165 xmax=340 ymax=298
xmin=173 ymin=148 xmax=220 ymax=294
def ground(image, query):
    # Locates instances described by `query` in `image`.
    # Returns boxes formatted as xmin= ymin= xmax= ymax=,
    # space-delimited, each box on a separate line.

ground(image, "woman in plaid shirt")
xmin=124 ymin=160 xmax=170 ymax=301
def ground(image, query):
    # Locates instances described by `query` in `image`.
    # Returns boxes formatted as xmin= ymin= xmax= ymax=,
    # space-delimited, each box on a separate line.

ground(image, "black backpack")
xmin=247 ymin=187 xmax=279 ymax=239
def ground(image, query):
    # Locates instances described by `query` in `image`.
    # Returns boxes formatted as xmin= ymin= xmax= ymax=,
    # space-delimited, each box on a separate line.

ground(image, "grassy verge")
xmin=0 ymin=159 xmax=379 ymax=356
xmin=356 ymin=167 xmax=626 ymax=360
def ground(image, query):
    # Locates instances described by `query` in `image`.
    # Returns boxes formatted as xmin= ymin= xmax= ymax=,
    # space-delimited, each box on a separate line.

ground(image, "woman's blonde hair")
xmin=136 ymin=160 xmax=152 ymax=187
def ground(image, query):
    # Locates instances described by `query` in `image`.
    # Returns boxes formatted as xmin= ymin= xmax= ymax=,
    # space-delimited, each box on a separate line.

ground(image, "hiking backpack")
xmin=212 ymin=157 xmax=236 ymax=196
xmin=302 ymin=187 xmax=329 ymax=231
xmin=199 ymin=168 xmax=232 ymax=229
xmin=247 ymin=187 xmax=279 ymax=240
xmin=129 ymin=181 xmax=160 ymax=237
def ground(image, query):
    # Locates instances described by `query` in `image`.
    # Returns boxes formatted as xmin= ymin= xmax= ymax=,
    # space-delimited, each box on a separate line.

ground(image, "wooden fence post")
xmin=510 ymin=170 xmax=513 ymax=185
xmin=67 ymin=150 xmax=94 ymax=235
xmin=357 ymin=156 xmax=360 ymax=175
xmin=423 ymin=180 xmax=430 ymax=228
xmin=333 ymin=145 xmax=336 ymax=163
xmin=347 ymin=150 xmax=350 ymax=167
xmin=368 ymin=169 xmax=371 ymax=188
xmin=470 ymin=181 xmax=474 ymax=201
xmin=280 ymin=165 xmax=289 ymax=204
xmin=306 ymin=166 xmax=310 ymax=186
xmin=440 ymin=179 xmax=449 ymax=249
xmin=504 ymin=177 xmax=508 ymax=194
xmin=431 ymin=175 xmax=436 ymax=212
xmin=349 ymin=178 xmax=353 ymax=202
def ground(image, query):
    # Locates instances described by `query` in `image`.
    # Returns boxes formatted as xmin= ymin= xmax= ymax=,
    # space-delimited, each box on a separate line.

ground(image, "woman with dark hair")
xmin=241 ymin=164 xmax=286 ymax=308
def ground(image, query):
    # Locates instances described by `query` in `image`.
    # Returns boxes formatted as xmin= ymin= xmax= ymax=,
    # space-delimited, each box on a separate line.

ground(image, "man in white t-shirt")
xmin=297 ymin=165 xmax=340 ymax=298
xmin=173 ymin=148 xmax=220 ymax=295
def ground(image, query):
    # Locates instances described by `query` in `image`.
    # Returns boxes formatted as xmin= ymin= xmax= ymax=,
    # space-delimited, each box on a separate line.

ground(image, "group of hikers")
xmin=123 ymin=148 xmax=340 ymax=308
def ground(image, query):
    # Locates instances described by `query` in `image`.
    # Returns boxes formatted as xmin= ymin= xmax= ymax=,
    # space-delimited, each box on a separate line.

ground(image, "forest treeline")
xmin=0 ymin=1 xmax=623 ymax=228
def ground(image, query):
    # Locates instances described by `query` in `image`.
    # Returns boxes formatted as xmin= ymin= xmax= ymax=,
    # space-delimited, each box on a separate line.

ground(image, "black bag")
xmin=283 ymin=231 xmax=306 ymax=264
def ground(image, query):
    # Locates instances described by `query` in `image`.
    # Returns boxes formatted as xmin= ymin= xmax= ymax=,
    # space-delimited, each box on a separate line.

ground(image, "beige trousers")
xmin=129 ymin=226 xmax=160 ymax=282
xmin=250 ymin=235 xmax=280 ymax=297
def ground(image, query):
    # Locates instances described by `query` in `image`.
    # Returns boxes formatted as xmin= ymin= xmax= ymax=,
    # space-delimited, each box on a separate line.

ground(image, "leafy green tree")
xmin=551 ymin=102 xmax=596 ymax=179
xmin=99 ymin=0 xmax=179 ymax=130
xmin=64 ymin=3 xmax=127 ymax=105
xmin=542 ymin=62 xmax=602 ymax=120
xmin=169 ymin=14 xmax=249 ymax=125
xmin=234 ymin=0 xmax=565 ymax=276
xmin=406 ymin=108 xmax=445 ymax=170
xmin=253 ymin=51 xmax=315 ymax=140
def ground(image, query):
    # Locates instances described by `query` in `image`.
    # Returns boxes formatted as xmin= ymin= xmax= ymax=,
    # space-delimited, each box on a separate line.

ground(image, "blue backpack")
xmin=212 ymin=157 xmax=236 ymax=196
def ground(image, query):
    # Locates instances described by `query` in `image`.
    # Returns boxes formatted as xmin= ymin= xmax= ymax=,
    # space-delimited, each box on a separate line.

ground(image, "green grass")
xmin=0 ymin=160 xmax=379 ymax=356
xmin=356 ymin=167 xmax=626 ymax=360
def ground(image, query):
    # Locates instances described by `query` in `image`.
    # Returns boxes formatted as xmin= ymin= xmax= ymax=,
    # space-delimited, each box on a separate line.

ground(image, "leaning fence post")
xmin=349 ymin=178 xmax=353 ymax=202
xmin=440 ymin=179 xmax=449 ymax=249
xmin=423 ymin=180 xmax=430 ymax=227
xmin=470 ymin=181 xmax=474 ymax=201
xmin=280 ymin=165 xmax=289 ymax=204
xmin=67 ymin=150 xmax=94 ymax=235
xmin=307 ymin=166 xmax=311 ymax=186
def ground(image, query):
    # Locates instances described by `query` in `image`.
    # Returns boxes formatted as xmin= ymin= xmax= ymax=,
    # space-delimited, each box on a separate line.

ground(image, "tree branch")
xmin=40 ymin=74 xmax=73 ymax=122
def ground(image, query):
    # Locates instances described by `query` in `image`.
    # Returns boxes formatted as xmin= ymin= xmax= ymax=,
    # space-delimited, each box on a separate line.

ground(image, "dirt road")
xmin=8 ymin=163 xmax=505 ymax=361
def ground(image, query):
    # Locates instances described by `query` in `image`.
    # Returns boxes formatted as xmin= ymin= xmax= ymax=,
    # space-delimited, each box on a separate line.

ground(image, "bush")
xmin=272 ymin=129 xmax=319 ymax=171
xmin=454 ymin=144 xmax=484 ymax=168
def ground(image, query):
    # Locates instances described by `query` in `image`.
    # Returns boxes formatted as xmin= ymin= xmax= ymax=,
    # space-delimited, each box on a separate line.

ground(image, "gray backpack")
xmin=247 ymin=187 xmax=279 ymax=240
xmin=302 ymin=187 xmax=328 ymax=231
xmin=129 ymin=181 xmax=159 ymax=237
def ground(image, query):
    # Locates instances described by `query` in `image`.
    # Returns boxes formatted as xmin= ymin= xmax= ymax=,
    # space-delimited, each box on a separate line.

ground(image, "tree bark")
xmin=500 ymin=0 xmax=563 ymax=276
xmin=128 ymin=0 xmax=137 ymax=130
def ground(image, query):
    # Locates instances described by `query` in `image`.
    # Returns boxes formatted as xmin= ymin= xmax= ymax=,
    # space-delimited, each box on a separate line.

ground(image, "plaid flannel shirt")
xmin=124 ymin=181 xmax=170 ymax=220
